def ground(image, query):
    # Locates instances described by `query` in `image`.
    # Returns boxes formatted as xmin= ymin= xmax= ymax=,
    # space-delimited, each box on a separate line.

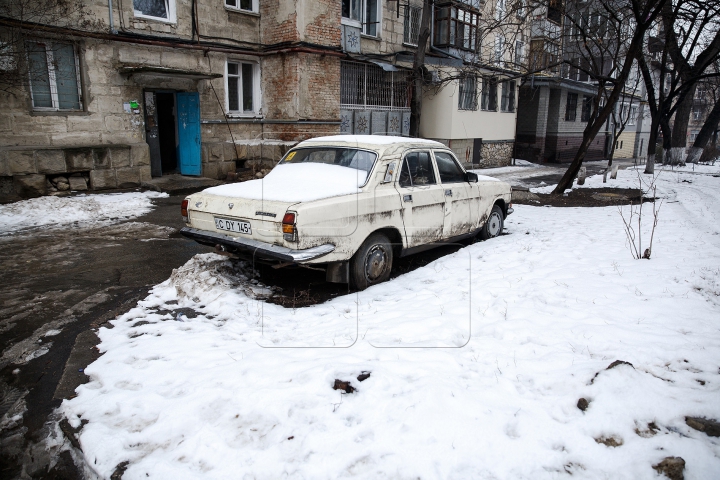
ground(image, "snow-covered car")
xmin=180 ymin=135 xmax=512 ymax=289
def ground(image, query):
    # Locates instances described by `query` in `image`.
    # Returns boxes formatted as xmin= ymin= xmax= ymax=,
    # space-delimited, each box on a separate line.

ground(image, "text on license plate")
xmin=215 ymin=218 xmax=251 ymax=235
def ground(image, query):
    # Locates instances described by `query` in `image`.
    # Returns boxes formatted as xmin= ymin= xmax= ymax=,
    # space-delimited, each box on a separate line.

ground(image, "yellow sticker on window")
xmin=285 ymin=151 xmax=297 ymax=162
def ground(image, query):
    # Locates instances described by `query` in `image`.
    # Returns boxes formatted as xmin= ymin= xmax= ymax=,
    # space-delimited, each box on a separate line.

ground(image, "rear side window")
xmin=398 ymin=151 xmax=436 ymax=187
xmin=434 ymin=151 xmax=465 ymax=183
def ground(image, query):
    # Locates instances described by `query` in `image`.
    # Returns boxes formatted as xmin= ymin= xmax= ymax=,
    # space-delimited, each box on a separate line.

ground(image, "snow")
xmin=0 ymin=191 xmax=168 ymax=236
xmin=202 ymin=163 xmax=367 ymax=202
xmin=62 ymin=169 xmax=720 ymax=479
xmin=302 ymin=135 xmax=445 ymax=146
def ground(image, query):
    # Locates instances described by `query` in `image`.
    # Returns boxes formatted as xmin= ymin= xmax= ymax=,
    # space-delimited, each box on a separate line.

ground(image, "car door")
xmin=395 ymin=150 xmax=446 ymax=248
xmin=433 ymin=150 xmax=480 ymax=238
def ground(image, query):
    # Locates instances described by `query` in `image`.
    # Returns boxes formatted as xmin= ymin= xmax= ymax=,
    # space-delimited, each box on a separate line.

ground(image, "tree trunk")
xmin=409 ymin=0 xmax=433 ymax=138
xmin=667 ymin=83 xmax=697 ymax=165
xmin=687 ymin=97 xmax=720 ymax=162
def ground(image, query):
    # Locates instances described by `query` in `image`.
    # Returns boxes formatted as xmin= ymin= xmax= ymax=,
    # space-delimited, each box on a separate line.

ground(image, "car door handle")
xmin=445 ymin=189 xmax=453 ymax=197
xmin=403 ymin=194 xmax=413 ymax=202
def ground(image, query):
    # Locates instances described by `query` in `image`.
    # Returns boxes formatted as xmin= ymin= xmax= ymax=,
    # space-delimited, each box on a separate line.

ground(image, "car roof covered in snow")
xmin=294 ymin=135 xmax=447 ymax=156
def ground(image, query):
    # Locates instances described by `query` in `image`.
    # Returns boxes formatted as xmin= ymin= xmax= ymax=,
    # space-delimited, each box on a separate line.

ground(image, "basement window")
xmin=225 ymin=0 xmax=258 ymax=13
xmin=226 ymin=60 xmax=260 ymax=115
xmin=133 ymin=0 xmax=176 ymax=23
xmin=27 ymin=41 xmax=83 ymax=111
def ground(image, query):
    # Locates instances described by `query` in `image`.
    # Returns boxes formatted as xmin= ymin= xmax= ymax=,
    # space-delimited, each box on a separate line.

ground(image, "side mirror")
xmin=465 ymin=172 xmax=478 ymax=183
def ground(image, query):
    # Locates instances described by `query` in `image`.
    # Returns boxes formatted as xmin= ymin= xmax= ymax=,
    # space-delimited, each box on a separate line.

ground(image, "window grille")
xmin=404 ymin=5 xmax=421 ymax=46
xmin=341 ymin=61 xmax=411 ymax=111
xmin=481 ymin=77 xmax=497 ymax=111
xmin=501 ymin=80 xmax=515 ymax=112
xmin=581 ymin=95 xmax=593 ymax=121
xmin=565 ymin=93 xmax=578 ymax=121
xmin=27 ymin=41 xmax=82 ymax=111
xmin=458 ymin=75 xmax=478 ymax=110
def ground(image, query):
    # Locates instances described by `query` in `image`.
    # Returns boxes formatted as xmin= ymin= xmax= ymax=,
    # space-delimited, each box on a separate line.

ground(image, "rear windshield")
xmin=279 ymin=148 xmax=378 ymax=183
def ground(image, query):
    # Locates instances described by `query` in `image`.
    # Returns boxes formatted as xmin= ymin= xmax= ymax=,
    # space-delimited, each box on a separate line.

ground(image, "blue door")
xmin=176 ymin=92 xmax=202 ymax=176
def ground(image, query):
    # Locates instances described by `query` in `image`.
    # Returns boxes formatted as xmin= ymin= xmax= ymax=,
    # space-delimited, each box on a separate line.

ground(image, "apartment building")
xmin=1 ymin=0 xmax=523 ymax=198
xmin=514 ymin=0 xmax=649 ymax=163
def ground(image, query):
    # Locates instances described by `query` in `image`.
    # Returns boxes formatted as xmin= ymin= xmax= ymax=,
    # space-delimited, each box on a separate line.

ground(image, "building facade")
xmin=1 ymin=0 xmax=523 ymax=198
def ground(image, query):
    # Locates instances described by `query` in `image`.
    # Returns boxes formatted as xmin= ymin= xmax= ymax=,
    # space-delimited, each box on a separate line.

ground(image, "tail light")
xmin=282 ymin=212 xmax=297 ymax=241
xmin=181 ymin=199 xmax=189 ymax=222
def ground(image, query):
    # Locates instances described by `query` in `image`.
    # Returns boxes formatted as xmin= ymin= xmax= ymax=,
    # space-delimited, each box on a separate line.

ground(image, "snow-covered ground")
xmin=0 ymin=191 xmax=168 ymax=235
xmin=62 ymin=166 xmax=720 ymax=479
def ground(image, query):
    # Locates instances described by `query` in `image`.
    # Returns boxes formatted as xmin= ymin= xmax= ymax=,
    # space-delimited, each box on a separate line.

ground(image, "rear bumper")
xmin=180 ymin=227 xmax=335 ymax=263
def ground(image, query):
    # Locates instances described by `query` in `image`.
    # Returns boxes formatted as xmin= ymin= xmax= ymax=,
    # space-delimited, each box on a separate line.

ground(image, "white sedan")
xmin=181 ymin=135 xmax=512 ymax=289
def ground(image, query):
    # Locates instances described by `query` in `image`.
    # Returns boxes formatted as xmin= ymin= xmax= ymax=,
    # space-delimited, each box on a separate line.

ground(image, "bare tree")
xmin=550 ymin=0 xmax=670 ymax=194
xmin=0 ymin=0 xmax=101 ymax=95
xmin=661 ymin=0 xmax=720 ymax=165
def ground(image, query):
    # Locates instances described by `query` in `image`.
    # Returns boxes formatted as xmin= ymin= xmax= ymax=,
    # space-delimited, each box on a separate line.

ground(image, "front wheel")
xmin=350 ymin=233 xmax=393 ymax=290
xmin=479 ymin=205 xmax=504 ymax=240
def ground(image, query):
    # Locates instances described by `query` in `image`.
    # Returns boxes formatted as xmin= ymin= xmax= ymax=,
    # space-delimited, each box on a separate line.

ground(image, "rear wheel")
xmin=479 ymin=205 xmax=504 ymax=240
xmin=350 ymin=233 xmax=393 ymax=290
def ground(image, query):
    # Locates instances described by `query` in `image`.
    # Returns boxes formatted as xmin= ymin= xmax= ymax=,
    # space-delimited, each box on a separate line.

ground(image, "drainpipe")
xmin=107 ymin=0 xmax=117 ymax=34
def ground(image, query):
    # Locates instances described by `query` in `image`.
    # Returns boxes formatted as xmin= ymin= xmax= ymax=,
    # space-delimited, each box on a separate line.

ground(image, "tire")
xmin=479 ymin=205 xmax=504 ymax=240
xmin=350 ymin=233 xmax=394 ymax=290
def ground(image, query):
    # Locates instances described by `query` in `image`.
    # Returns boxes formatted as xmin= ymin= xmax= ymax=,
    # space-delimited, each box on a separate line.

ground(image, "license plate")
xmin=214 ymin=217 xmax=251 ymax=235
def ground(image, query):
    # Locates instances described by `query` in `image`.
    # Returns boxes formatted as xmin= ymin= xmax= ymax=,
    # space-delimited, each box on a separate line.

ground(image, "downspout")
xmin=107 ymin=0 xmax=117 ymax=34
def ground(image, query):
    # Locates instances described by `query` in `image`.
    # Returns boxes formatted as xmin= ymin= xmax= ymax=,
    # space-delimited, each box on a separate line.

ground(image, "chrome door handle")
xmin=445 ymin=189 xmax=453 ymax=197
xmin=403 ymin=194 xmax=413 ymax=202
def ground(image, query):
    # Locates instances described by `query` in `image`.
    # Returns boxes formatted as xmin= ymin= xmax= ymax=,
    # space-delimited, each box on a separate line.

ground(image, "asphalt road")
xmin=0 ymin=159 xmax=635 ymax=479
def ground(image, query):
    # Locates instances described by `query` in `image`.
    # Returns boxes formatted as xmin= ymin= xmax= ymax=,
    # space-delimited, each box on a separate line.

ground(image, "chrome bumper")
xmin=180 ymin=227 xmax=335 ymax=263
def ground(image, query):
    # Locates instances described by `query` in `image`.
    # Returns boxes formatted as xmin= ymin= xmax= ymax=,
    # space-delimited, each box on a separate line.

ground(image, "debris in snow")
xmin=594 ymin=436 xmax=623 ymax=447
xmin=357 ymin=372 xmax=371 ymax=382
xmin=606 ymin=360 xmax=634 ymax=370
xmin=652 ymin=457 xmax=685 ymax=480
xmin=333 ymin=379 xmax=355 ymax=394
xmin=685 ymin=417 xmax=720 ymax=437
xmin=176 ymin=313 xmax=186 ymax=322
xmin=287 ymin=436 xmax=294 ymax=440
xmin=635 ymin=422 xmax=660 ymax=438
xmin=110 ymin=461 xmax=130 ymax=480
xmin=590 ymin=360 xmax=635 ymax=384
xmin=576 ymin=398 xmax=589 ymax=411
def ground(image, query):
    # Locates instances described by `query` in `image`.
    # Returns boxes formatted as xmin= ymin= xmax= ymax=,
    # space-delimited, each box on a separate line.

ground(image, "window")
xmin=133 ymin=0 xmax=176 ymax=22
xmin=458 ymin=75 xmax=477 ymax=110
xmin=280 ymin=148 xmax=377 ymax=183
xmin=433 ymin=2 xmax=480 ymax=52
xmin=565 ymin=93 xmax=578 ymax=121
xmin=340 ymin=61 xmax=411 ymax=111
xmin=342 ymin=0 xmax=380 ymax=36
xmin=27 ymin=41 xmax=82 ymax=111
xmin=690 ymin=130 xmax=699 ymax=142
xmin=227 ymin=61 xmax=259 ymax=114
xmin=495 ymin=0 xmax=506 ymax=20
xmin=581 ymin=95 xmax=593 ymax=122
xmin=692 ymin=107 xmax=703 ymax=121
xmin=399 ymin=151 xmax=436 ymax=187
xmin=514 ymin=41 xmax=524 ymax=66
xmin=547 ymin=0 xmax=562 ymax=24
xmin=501 ymin=80 xmax=515 ymax=112
xmin=481 ymin=77 xmax=497 ymax=111
xmin=494 ymin=35 xmax=505 ymax=64
xmin=225 ymin=0 xmax=257 ymax=12
xmin=628 ymin=105 xmax=637 ymax=125
xmin=404 ymin=5 xmax=421 ymax=45
xmin=434 ymin=151 xmax=465 ymax=183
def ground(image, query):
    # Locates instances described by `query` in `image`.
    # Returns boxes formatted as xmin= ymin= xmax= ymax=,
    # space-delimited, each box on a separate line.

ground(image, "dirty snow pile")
xmin=0 ymin=191 xmax=168 ymax=235
xmin=63 ymin=169 xmax=720 ymax=479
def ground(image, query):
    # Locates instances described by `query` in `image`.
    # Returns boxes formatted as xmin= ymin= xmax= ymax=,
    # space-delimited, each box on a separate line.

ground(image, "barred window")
xmin=458 ymin=75 xmax=477 ymax=111
xmin=501 ymin=80 xmax=515 ymax=112
xmin=581 ymin=95 xmax=593 ymax=122
xmin=27 ymin=41 xmax=82 ymax=111
xmin=565 ymin=93 xmax=578 ymax=121
xmin=481 ymin=77 xmax=497 ymax=111
xmin=404 ymin=5 xmax=421 ymax=46
xmin=340 ymin=61 xmax=411 ymax=111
